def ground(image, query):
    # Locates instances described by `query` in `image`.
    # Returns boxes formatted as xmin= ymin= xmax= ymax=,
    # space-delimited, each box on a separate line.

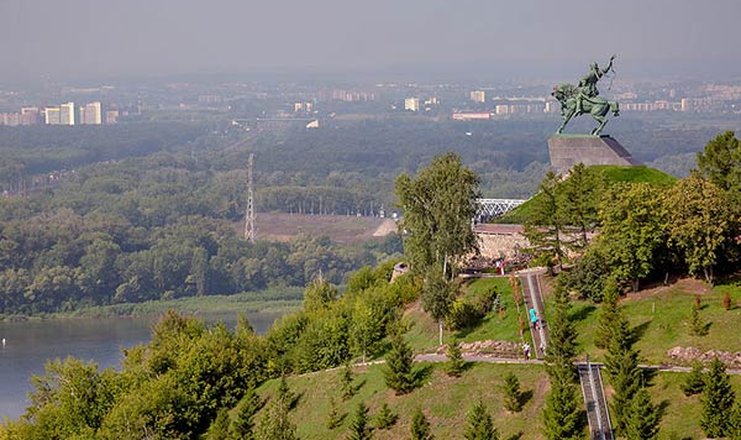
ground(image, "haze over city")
xmin=2 ymin=0 xmax=741 ymax=82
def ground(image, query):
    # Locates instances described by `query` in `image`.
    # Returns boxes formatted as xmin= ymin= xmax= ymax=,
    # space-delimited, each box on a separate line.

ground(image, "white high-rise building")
xmin=470 ymin=90 xmax=486 ymax=103
xmin=44 ymin=107 xmax=61 ymax=125
xmin=81 ymin=102 xmax=102 ymax=125
xmin=59 ymin=102 xmax=75 ymax=125
xmin=404 ymin=97 xmax=420 ymax=112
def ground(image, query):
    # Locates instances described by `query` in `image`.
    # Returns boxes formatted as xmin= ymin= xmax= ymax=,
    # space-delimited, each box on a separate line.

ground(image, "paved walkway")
xmin=517 ymin=268 xmax=549 ymax=359
xmin=579 ymin=363 xmax=614 ymax=440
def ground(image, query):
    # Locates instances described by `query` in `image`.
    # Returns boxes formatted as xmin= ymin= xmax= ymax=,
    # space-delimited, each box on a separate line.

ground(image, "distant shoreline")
xmin=0 ymin=287 xmax=304 ymax=322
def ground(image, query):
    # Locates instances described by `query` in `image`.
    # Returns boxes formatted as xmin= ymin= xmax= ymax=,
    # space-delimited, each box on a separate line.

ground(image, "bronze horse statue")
xmin=553 ymin=83 xmax=620 ymax=136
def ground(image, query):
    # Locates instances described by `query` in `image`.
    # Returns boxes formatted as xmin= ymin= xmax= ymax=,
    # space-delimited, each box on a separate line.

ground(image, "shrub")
xmin=374 ymin=403 xmax=398 ymax=429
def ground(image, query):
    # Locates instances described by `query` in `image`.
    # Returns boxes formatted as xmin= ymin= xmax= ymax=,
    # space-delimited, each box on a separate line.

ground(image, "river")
xmin=0 ymin=311 xmax=284 ymax=421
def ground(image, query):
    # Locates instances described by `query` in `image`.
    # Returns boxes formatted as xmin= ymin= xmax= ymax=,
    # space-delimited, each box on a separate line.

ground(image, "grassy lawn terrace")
xmin=405 ymin=277 xmax=525 ymax=354
xmin=566 ymin=280 xmax=741 ymax=365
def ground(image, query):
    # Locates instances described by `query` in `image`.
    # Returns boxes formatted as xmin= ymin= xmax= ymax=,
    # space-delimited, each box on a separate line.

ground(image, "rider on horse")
xmin=574 ymin=55 xmax=615 ymax=115
xmin=552 ymin=55 xmax=620 ymax=136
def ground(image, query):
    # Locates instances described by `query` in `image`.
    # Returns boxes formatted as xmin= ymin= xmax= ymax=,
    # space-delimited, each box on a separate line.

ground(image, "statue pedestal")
xmin=548 ymin=134 xmax=639 ymax=174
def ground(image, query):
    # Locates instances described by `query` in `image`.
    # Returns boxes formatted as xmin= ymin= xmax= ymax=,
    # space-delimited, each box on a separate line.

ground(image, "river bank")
xmin=0 ymin=287 xmax=304 ymax=322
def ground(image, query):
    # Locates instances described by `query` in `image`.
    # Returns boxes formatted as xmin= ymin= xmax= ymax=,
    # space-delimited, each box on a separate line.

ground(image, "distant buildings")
xmin=59 ymin=102 xmax=75 ymax=125
xmin=470 ymin=90 xmax=486 ymax=103
xmin=452 ymin=112 xmax=491 ymax=121
xmin=0 ymin=112 xmax=21 ymax=126
xmin=105 ymin=110 xmax=119 ymax=124
xmin=20 ymin=107 xmax=40 ymax=125
xmin=44 ymin=107 xmax=61 ymax=125
xmin=329 ymin=89 xmax=375 ymax=102
xmin=404 ymin=97 xmax=420 ymax=112
xmin=0 ymin=101 xmax=113 ymax=126
xmin=80 ymin=102 xmax=102 ymax=125
xmin=294 ymin=102 xmax=314 ymax=113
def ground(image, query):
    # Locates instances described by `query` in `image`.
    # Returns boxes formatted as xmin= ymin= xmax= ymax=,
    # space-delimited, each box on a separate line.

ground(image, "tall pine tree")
xmin=255 ymin=396 xmax=298 ymax=440
xmin=543 ymin=362 xmax=582 ymax=440
xmin=230 ymin=387 xmax=263 ymax=439
xmin=701 ymin=358 xmax=736 ymax=438
xmin=445 ymin=340 xmax=466 ymax=378
xmin=625 ymin=387 xmax=661 ymax=440
xmin=524 ymin=171 xmax=566 ymax=271
xmin=502 ymin=373 xmax=524 ymax=413
xmin=604 ymin=309 xmax=642 ymax=435
xmin=594 ymin=278 xmax=620 ymax=349
xmin=680 ymin=362 xmax=705 ymax=396
xmin=383 ymin=333 xmax=416 ymax=395
xmin=340 ymin=363 xmax=356 ymax=400
xmin=542 ymin=286 xmax=582 ymax=440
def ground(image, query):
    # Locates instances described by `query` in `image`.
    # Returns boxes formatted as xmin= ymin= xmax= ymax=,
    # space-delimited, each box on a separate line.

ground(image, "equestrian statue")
xmin=553 ymin=55 xmax=620 ymax=136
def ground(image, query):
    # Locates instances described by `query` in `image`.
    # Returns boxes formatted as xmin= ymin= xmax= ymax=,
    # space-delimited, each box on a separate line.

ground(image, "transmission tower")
xmin=244 ymin=153 xmax=256 ymax=242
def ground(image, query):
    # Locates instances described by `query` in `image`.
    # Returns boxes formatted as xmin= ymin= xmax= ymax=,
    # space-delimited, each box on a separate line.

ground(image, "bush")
xmin=446 ymin=288 xmax=498 ymax=330
xmin=446 ymin=300 xmax=481 ymax=330
xmin=558 ymin=247 xmax=610 ymax=302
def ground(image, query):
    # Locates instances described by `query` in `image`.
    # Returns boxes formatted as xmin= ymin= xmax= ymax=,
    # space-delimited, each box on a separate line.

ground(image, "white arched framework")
xmin=475 ymin=198 xmax=526 ymax=223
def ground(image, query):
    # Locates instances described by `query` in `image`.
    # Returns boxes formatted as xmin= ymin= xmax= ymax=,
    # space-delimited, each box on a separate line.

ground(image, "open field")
xmin=242 ymin=213 xmax=396 ymax=243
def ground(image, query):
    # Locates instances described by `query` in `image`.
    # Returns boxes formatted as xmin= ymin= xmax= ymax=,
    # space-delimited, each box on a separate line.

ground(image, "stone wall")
xmin=476 ymin=229 xmax=529 ymax=260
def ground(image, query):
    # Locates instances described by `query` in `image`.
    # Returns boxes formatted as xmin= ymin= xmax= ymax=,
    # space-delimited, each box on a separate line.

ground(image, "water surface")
xmin=0 ymin=311 xmax=282 ymax=420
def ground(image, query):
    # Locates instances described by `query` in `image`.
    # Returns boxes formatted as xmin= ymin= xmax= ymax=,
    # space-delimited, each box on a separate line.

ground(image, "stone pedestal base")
xmin=548 ymin=134 xmax=639 ymax=174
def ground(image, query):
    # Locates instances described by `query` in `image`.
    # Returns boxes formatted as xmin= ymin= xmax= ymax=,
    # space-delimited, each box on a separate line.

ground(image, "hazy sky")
xmin=2 ymin=0 xmax=741 ymax=82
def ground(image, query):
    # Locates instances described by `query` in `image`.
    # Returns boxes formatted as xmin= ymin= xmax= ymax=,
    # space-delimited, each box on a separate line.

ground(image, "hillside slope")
xmin=499 ymin=164 xmax=676 ymax=224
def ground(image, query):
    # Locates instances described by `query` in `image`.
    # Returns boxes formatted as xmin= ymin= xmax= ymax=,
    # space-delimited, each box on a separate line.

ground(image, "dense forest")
xmin=0 ymin=116 xmax=736 ymax=315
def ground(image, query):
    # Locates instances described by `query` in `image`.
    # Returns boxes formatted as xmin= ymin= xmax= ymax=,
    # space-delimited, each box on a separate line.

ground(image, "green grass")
xmin=404 ymin=277 xmax=525 ymax=353
xmin=591 ymin=164 xmax=677 ymax=186
xmin=567 ymin=282 xmax=741 ymax=364
xmin=404 ymin=272 xmax=739 ymax=367
xmin=600 ymin=370 xmax=741 ymax=440
xmin=257 ymin=362 xmax=552 ymax=440
xmin=499 ymin=164 xmax=677 ymax=224
xmin=259 ymin=361 xmax=741 ymax=440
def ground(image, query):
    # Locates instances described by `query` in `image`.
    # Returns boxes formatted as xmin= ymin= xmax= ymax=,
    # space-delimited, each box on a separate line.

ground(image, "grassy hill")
xmin=499 ymin=164 xmax=677 ymax=224
xmin=257 ymin=362 xmax=552 ymax=440
xmin=408 ymin=277 xmax=740 ymax=365
xmin=250 ymin=276 xmax=740 ymax=439
xmin=255 ymin=358 xmax=741 ymax=440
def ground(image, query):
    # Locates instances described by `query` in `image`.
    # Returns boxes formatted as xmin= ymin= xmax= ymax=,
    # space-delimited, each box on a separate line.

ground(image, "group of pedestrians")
xmin=522 ymin=307 xmax=546 ymax=359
